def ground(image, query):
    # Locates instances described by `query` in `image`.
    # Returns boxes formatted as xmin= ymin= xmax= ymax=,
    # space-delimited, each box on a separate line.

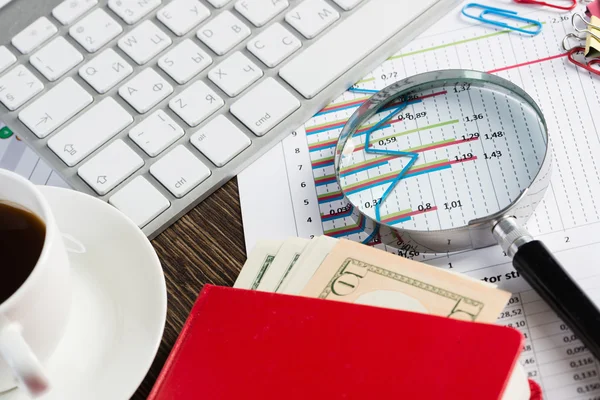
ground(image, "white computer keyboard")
xmin=0 ymin=0 xmax=458 ymax=238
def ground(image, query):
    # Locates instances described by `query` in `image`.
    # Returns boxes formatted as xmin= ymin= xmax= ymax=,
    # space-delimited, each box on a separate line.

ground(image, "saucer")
xmin=1 ymin=186 xmax=167 ymax=400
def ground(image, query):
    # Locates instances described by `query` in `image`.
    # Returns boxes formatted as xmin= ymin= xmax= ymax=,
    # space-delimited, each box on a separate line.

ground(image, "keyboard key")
xmin=157 ymin=0 xmax=210 ymax=36
xmin=79 ymin=48 xmax=133 ymax=94
xmin=53 ymin=0 xmax=98 ymax=25
xmin=234 ymin=0 xmax=288 ymax=27
xmin=208 ymin=52 xmax=262 ymax=97
xmin=70 ymin=9 xmax=122 ymax=53
xmin=118 ymin=20 xmax=172 ymax=65
xmin=280 ymin=0 xmax=420 ymax=99
xmin=12 ymin=17 xmax=58 ymax=55
xmin=0 ymin=46 xmax=16 ymax=74
xmin=0 ymin=65 xmax=44 ymax=111
xmin=158 ymin=39 xmax=212 ymax=84
xmin=129 ymin=109 xmax=184 ymax=156
xmin=109 ymin=176 xmax=170 ymax=228
xmin=108 ymin=0 xmax=162 ymax=25
xmin=191 ymin=115 xmax=250 ymax=167
xmin=119 ymin=68 xmax=173 ymax=114
xmin=206 ymin=0 xmax=231 ymax=7
xmin=78 ymin=139 xmax=144 ymax=195
xmin=196 ymin=11 xmax=250 ymax=56
xmin=247 ymin=23 xmax=301 ymax=68
xmin=169 ymin=81 xmax=224 ymax=126
xmin=331 ymin=0 xmax=363 ymax=10
xmin=19 ymin=78 xmax=92 ymax=139
xmin=230 ymin=77 xmax=299 ymax=136
xmin=30 ymin=37 xmax=83 ymax=81
xmin=48 ymin=98 xmax=133 ymax=166
xmin=150 ymin=145 xmax=211 ymax=198
xmin=285 ymin=0 xmax=339 ymax=39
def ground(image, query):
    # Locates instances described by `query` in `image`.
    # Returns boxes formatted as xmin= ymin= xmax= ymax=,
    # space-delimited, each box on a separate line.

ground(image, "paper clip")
xmin=514 ymin=0 xmax=576 ymax=11
xmin=567 ymin=46 xmax=600 ymax=76
xmin=461 ymin=3 xmax=543 ymax=35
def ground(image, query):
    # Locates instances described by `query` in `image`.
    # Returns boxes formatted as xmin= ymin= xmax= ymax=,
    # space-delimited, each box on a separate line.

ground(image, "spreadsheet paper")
xmin=238 ymin=2 xmax=600 ymax=399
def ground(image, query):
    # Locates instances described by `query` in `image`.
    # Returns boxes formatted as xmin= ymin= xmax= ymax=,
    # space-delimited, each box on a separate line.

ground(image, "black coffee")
xmin=0 ymin=202 xmax=46 ymax=304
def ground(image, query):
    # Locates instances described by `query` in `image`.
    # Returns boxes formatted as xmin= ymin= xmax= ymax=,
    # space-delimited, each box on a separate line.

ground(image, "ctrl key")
xmin=150 ymin=145 xmax=211 ymax=198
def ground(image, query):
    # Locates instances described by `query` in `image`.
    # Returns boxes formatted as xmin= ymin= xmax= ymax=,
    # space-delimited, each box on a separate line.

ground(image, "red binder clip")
xmin=514 ymin=0 xmax=576 ymax=11
xmin=568 ymin=47 xmax=600 ymax=76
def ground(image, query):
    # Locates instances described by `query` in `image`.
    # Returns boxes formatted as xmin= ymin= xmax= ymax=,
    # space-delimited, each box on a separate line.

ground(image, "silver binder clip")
xmin=572 ymin=12 xmax=600 ymax=40
xmin=562 ymin=13 xmax=600 ymax=51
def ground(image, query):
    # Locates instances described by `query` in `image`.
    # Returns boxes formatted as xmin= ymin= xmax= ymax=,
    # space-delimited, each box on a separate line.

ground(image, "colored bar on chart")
xmin=341 ymin=157 xmax=479 ymax=196
xmin=380 ymin=206 xmax=439 ymax=225
xmin=324 ymin=214 xmax=367 ymax=238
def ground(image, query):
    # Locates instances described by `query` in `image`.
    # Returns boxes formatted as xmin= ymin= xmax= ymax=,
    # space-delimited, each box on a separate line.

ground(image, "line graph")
xmin=295 ymin=15 xmax=594 ymax=246
xmin=336 ymin=78 xmax=547 ymax=230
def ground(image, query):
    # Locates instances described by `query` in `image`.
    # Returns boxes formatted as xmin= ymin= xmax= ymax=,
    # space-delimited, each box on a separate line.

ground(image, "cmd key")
xmin=230 ymin=77 xmax=299 ymax=136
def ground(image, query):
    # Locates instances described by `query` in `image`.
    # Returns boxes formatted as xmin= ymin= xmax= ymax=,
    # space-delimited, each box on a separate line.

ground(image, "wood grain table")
xmin=132 ymin=178 xmax=246 ymax=399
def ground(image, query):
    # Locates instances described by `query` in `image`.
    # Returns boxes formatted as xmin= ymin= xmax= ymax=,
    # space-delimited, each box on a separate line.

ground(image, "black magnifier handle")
xmin=494 ymin=219 xmax=600 ymax=361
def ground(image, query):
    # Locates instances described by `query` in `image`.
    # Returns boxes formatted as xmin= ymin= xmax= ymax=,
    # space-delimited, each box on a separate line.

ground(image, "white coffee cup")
xmin=0 ymin=169 xmax=71 ymax=397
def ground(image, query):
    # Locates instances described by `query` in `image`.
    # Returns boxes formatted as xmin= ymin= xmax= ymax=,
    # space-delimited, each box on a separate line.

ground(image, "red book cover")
xmin=149 ymin=285 xmax=525 ymax=400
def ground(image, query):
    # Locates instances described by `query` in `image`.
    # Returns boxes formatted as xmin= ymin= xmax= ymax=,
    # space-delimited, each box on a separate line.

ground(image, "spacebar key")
xmin=278 ymin=0 xmax=435 ymax=99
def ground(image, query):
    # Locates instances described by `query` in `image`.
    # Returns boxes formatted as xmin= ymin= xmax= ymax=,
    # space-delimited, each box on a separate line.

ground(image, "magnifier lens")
xmin=336 ymin=72 xmax=600 ymax=364
xmin=337 ymin=80 xmax=548 ymax=234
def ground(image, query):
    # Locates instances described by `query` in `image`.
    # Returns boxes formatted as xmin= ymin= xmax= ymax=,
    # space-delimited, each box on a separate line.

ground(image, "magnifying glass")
xmin=335 ymin=69 xmax=600 ymax=359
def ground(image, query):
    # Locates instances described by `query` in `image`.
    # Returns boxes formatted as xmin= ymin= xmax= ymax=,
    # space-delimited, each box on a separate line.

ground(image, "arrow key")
xmin=78 ymin=139 xmax=144 ymax=195
xmin=19 ymin=77 xmax=92 ymax=138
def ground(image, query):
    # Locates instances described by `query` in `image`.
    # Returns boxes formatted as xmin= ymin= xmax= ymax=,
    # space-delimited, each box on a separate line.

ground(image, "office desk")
xmin=133 ymin=178 xmax=246 ymax=399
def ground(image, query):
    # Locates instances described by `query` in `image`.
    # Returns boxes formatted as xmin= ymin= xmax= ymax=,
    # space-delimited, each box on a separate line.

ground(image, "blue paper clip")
xmin=461 ymin=3 xmax=543 ymax=35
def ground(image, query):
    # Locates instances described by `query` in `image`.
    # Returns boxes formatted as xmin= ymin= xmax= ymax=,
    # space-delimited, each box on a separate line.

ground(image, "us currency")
xmin=234 ymin=240 xmax=283 ymax=289
xmin=300 ymin=239 xmax=511 ymax=323
xmin=256 ymin=238 xmax=310 ymax=292
xmin=278 ymin=235 xmax=338 ymax=294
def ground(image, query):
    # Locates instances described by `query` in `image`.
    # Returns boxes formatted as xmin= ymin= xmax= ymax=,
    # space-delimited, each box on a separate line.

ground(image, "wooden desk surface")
xmin=133 ymin=178 xmax=246 ymax=399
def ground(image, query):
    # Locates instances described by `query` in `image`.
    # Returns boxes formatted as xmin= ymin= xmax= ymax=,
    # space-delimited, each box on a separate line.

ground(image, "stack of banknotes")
xmin=235 ymin=236 xmax=532 ymax=400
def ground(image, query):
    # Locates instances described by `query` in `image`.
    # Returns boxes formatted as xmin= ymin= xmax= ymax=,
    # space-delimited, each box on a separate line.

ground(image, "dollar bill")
xmin=234 ymin=240 xmax=283 ymax=289
xmin=279 ymin=235 xmax=338 ymax=294
xmin=300 ymin=239 xmax=510 ymax=323
xmin=256 ymin=238 xmax=310 ymax=292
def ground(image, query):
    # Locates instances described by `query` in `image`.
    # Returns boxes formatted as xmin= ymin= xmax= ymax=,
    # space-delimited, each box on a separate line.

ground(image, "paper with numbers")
xmin=0 ymin=123 xmax=69 ymax=188
xmin=239 ymin=2 xmax=600 ymax=399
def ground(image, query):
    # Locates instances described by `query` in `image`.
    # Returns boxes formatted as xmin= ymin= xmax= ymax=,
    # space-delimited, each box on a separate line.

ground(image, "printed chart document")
xmin=0 ymin=123 xmax=68 ymax=188
xmin=239 ymin=2 xmax=600 ymax=399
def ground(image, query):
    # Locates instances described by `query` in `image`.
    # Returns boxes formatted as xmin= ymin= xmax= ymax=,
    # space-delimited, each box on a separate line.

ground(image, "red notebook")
xmin=149 ymin=285 xmax=525 ymax=400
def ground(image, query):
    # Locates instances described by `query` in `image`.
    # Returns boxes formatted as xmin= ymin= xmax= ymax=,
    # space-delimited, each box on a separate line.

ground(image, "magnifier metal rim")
xmin=334 ymin=69 xmax=550 ymax=237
